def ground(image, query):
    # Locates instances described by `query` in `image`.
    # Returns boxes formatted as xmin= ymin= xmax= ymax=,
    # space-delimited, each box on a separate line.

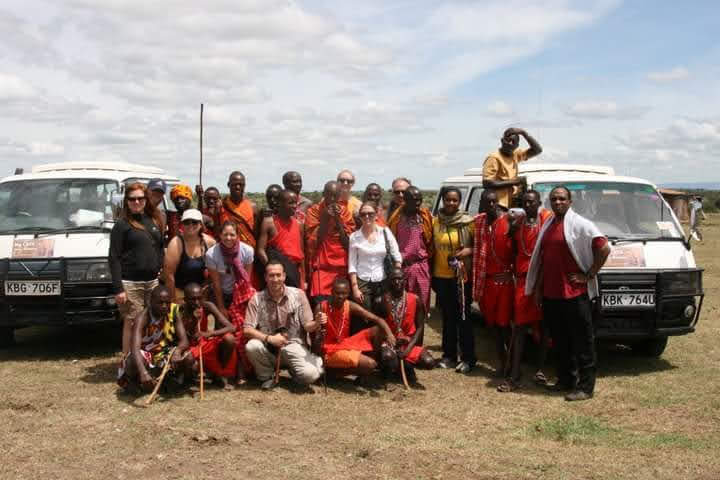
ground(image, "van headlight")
xmin=660 ymin=270 xmax=703 ymax=296
xmin=66 ymin=261 xmax=112 ymax=282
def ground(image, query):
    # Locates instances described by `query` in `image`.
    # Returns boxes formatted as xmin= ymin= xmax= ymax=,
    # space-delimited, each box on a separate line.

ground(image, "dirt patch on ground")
xmin=2 ymin=216 xmax=719 ymax=479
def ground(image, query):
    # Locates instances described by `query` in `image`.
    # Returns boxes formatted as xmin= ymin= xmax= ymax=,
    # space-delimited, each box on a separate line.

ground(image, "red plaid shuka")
xmin=472 ymin=213 xmax=490 ymax=303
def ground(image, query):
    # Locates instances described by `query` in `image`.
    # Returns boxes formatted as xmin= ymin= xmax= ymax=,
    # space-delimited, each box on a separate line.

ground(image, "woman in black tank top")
xmin=164 ymin=209 xmax=216 ymax=302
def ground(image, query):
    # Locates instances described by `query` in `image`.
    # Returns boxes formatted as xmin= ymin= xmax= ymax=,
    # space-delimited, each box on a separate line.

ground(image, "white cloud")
xmin=0 ymin=73 xmax=38 ymax=100
xmin=487 ymin=100 xmax=514 ymax=116
xmin=563 ymin=100 xmax=649 ymax=119
xmin=647 ymin=66 xmax=689 ymax=82
xmin=29 ymin=142 xmax=65 ymax=155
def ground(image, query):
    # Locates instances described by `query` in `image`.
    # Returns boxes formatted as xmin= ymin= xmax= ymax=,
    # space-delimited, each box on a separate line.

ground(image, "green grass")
xmin=532 ymin=415 xmax=617 ymax=445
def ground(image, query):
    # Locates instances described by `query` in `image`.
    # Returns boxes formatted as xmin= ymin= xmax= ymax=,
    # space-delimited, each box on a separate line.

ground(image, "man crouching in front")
xmin=243 ymin=259 xmax=324 ymax=391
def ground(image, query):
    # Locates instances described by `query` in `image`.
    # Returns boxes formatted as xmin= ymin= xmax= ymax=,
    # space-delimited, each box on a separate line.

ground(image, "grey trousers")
xmin=245 ymin=339 xmax=323 ymax=385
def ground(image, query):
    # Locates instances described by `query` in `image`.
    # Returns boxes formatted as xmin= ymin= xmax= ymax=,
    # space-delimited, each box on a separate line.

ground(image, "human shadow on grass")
xmin=81 ymin=359 xmax=118 ymax=384
xmin=596 ymin=343 xmax=677 ymax=378
xmin=0 ymin=324 xmax=120 ymax=362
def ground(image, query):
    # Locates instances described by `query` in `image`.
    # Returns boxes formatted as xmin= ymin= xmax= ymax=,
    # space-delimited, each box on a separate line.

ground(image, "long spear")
xmin=199 ymin=103 xmax=204 ymax=186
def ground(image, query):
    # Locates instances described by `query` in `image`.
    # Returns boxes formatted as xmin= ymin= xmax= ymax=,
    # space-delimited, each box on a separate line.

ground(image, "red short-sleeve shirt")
xmin=541 ymin=219 xmax=607 ymax=299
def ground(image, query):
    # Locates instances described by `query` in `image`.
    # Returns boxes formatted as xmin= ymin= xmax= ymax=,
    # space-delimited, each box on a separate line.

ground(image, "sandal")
xmin=534 ymin=371 xmax=548 ymax=385
xmin=497 ymin=379 xmax=520 ymax=393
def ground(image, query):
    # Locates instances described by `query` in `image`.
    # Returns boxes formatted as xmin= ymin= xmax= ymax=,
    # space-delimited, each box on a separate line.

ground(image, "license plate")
xmin=602 ymin=293 xmax=655 ymax=308
xmin=4 ymin=280 xmax=61 ymax=296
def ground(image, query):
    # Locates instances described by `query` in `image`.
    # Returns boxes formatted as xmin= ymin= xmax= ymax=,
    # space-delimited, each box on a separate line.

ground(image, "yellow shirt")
xmin=344 ymin=196 xmax=362 ymax=215
xmin=482 ymin=148 xmax=529 ymax=208
xmin=432 ymin=218 xmax=475 ymax=279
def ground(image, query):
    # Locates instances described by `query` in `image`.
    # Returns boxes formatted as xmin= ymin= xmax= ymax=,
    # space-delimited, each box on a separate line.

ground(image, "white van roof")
xmin=31 ymin=161 xmax=165 ymax=175
xmin=442 ymin=163 xmax=656 ymax=188
xmin=463 ymin=163 xmax=615 ymax=177
xmin=2 ymin=161 xmax=179 ymax=184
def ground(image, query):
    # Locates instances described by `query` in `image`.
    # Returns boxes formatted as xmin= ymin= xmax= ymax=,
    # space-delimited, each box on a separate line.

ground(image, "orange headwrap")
xmin=171 ymin=184 xmax=193 ymax=201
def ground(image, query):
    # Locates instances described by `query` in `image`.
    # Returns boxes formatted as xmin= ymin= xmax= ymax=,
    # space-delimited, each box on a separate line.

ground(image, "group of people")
xmin=110 ymin=127 xmax=611 ymax=401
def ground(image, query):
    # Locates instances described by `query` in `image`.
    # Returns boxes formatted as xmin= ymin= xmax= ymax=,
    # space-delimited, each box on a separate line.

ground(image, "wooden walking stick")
xmin=273 ymin=346 xmax=282 ymax=385
xmin=145 ymin=346 xmax=178 ymax=406
xmin=198 ymin=337 xmax=205 ymax=400
xmin=399 ymin=358 xmax=410 ymax=390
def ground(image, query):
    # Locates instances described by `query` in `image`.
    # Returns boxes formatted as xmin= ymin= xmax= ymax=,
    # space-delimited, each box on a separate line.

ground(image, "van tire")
xmin=632 ymin=337 xmax=668 ymax=357
xmin=0 ymin=327 xmax=15 ymax=348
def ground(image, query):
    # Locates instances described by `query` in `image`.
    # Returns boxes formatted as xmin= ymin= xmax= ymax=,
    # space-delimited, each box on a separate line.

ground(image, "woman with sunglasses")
xmin=164 ymin=209 xmax=216 ymax=303
xmin=109 ymin=182 xmax=165 ymax=356
xmin=348 ymin=201 xmax=402 ymax=312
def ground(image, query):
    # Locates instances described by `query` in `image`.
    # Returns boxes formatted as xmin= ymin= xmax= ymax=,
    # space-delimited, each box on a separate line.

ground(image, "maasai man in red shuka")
xmin=376 ymin=267 xmax=436 ymax=386
xmin=174 ymin=282 xmax=238 ymax=388
xmin=305 ymin=181 xmax=354 ymax=302
xmin=472 ymin=189 xmax=515 ymax=377
xmin=257 ymin=190 xmax=306 ymax=290
xmin=311 ymin=277 xmax=395 ymax=379
xmin=499 ymin=190 xmax=554 ymax=391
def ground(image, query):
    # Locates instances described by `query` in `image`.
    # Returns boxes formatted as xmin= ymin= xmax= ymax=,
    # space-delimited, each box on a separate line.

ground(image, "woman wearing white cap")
xmin=164 ymin=209 xmax=216 ymax=302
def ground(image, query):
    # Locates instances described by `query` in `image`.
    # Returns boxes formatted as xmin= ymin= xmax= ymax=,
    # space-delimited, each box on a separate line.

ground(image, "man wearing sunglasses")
xmin=336 ymin=169 xmax=362 ymax=217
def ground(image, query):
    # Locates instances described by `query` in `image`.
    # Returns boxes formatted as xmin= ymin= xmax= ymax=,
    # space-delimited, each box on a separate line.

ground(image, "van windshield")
xmin=0 ymin=179 xmax=118 ymax=234
xmin=534 ymin=182 xmax=683 ymax=240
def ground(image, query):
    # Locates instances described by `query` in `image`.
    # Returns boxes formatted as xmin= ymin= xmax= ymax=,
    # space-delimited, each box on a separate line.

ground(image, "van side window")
xmin=467 ymin=187 xmax=484 ymax=215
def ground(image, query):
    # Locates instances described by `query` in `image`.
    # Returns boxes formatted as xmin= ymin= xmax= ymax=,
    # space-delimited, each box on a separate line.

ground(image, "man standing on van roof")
xmin=482 ymin=128 xmax=543 ymax=209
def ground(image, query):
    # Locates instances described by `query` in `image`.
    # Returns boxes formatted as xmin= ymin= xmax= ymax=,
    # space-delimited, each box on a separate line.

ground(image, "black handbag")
xmin=382 ymin=227 xmax=394 ymax=278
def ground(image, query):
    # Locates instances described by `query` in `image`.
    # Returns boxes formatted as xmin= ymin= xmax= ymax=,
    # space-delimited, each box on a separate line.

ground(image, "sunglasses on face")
xmin=128 ymin=196 xmax=146 ymax=203
xmin=338 ymin=178 xmax=354 ymax=184
xmin=182 ymin=220 xmax=201 ymax=226
xmin=393 ymin=190 xmax=405 ymax=195
xmin=359 ymin=211 xmax=376 ymax=218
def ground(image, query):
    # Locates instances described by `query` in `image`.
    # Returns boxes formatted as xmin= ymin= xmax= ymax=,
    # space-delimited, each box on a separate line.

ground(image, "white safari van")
xmin=0 ymin=162 xmax=178 ymax=346
xmin=434 ymin=163 xmax=704 ymax=357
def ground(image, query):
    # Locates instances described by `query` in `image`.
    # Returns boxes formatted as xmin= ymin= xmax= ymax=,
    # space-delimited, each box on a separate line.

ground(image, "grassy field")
xmin=1 ymin=217 xmax=719 ymax=479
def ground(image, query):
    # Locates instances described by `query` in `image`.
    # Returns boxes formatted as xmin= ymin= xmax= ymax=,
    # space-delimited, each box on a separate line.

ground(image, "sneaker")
xmin=260 ymin=378 xmax=277 ymax=391
xmin=455 ymin=361 xmax=473 ymax=374
xmin=564 ymin=390 xmax=593 ymax=402
xmin=437 ymin=357 xmax=457 ymax=369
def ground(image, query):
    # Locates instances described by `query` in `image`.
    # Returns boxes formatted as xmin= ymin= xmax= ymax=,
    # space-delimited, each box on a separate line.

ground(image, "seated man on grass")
xmin=117 ymin=285 xmax=192 ymax=394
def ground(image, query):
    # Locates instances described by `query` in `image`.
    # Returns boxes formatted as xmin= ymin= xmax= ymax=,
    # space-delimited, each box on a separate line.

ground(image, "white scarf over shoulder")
xmin=525 ymin=208 xmax=607 ymax=299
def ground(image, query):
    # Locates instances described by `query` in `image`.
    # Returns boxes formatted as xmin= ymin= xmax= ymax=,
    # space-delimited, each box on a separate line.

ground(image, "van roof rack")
xmin=464 ymin=163 xmax=615 ymax=177
xmin=31 ymin=161 xmax=166 ymax=175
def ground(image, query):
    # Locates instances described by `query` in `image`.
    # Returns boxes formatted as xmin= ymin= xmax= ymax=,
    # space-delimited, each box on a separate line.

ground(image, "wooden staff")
xmin=145 ymin=346 xmax=178 ymax=406
xmin=399 ymin=358 xmax=410 ymax=390
xmin=199 ymin=103 xmax=204 ymax=186
xmin=273 ymin=347 xmax=282 ymax=385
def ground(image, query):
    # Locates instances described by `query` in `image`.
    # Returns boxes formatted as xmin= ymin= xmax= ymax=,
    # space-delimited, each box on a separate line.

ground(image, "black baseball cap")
xmin=147 ymin=178 xmax=167 ymax=193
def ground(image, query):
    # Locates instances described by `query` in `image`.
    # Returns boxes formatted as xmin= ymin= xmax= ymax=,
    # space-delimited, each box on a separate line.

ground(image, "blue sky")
xmin=1 ymin=0 xmax=719 ymax=191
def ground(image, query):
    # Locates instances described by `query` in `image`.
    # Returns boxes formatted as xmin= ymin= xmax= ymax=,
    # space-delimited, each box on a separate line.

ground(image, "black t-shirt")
xmin=109 ymin=214 xmax=163 ymax=293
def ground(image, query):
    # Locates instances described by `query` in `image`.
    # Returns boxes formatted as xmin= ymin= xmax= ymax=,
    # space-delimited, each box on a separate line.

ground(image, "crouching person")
xmin=375 ymin=267 xmax=435 ymax=387
xmin=243 ymin=260 xmax=323 ymax=390
xmin=175 ymin=282 xmax=238 ymax=389
xmin=117 ymin=285 xmax=193 ymax=394
xmin=312 ymin=277 xmax=396 ymax=382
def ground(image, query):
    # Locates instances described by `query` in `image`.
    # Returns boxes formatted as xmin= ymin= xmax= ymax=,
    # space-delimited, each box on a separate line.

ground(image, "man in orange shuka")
xmin=220 ymin=171 xmax=258 ymax=248
xmin=312 ymin=277 xmax=396 ymax=380
xmin=305 ymin=181 xmax=354 ymax=304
